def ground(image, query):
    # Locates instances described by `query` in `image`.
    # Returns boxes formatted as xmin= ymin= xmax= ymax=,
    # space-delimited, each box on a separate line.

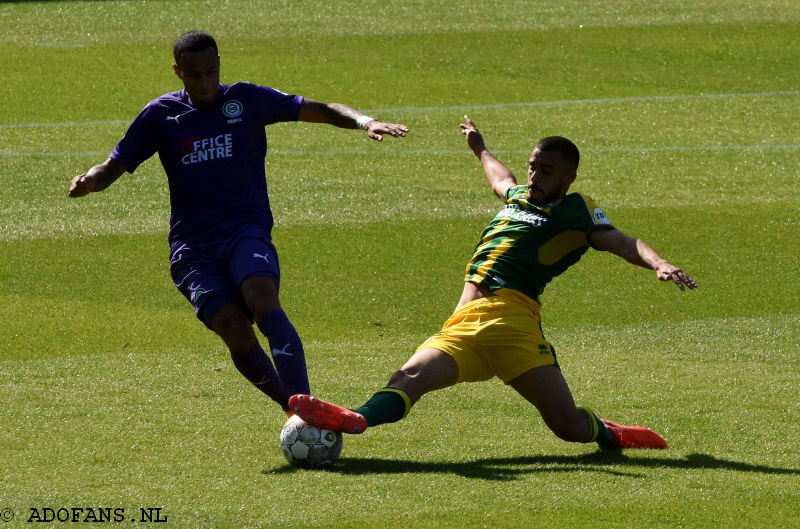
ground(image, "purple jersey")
xmin=110 ymin=82 xmax=303 ymax=242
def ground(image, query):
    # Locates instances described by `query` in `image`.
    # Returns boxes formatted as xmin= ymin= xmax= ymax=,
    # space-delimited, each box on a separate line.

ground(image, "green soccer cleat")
xmin=601 ymin=419 xmax=668 ymax=449
xmin=288 ymin=394 xmax=368 ymax=434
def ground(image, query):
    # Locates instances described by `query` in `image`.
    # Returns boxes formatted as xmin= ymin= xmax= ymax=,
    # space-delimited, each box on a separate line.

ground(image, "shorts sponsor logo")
xmin=253 ymin=252 xmax=270 ymax=263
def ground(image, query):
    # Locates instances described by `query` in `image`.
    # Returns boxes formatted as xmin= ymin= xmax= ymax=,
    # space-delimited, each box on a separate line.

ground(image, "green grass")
xmin=1 ymin=1 xmax=799 ymax=528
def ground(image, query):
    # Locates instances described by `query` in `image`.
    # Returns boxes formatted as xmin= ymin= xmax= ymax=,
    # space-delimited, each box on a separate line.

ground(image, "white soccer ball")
xmin=279 ymin=415 xmax=343 ymax=468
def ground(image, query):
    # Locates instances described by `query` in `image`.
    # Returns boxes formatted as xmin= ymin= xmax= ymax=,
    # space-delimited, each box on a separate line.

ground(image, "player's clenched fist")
xmin=68 ymin=174 xmax=95 ymax=198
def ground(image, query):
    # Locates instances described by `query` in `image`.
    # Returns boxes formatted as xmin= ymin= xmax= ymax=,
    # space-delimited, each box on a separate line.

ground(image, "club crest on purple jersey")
xmin=222 ymin=100 xmax=243 ymax=118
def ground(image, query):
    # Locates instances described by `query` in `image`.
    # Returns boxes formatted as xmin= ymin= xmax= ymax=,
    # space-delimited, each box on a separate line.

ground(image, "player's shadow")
xmin=268 ymin=452 xmax=800 ymax=481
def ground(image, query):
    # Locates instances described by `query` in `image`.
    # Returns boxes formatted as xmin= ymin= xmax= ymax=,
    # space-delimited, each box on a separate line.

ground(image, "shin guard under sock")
xmin=256 ymin=308 xmax=310 ymax=395
xmin=354 ymin=387 xmax=412 ymax=427
xmin=230 ymin=343 xmax=291 ymax=410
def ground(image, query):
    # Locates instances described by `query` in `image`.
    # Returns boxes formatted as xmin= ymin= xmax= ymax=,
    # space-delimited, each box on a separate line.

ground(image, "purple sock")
xmin=256 ymin=308 xmax=310 ymax=395
xmin=230 ymin=343 xmax=291 ymax=410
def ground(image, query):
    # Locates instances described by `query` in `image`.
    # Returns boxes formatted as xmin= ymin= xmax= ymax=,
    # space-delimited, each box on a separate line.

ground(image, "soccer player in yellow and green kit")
xmin=290 ymin=115 xmax=698 ymax=450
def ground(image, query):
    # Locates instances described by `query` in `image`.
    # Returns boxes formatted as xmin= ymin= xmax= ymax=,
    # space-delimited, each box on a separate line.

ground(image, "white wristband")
xmin=356 ymin=115 xmax=376 ymax=130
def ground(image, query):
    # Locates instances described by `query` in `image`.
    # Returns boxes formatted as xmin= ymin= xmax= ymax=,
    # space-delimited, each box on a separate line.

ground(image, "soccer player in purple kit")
xmin=68 ymin=30 xmax=408 ymax=417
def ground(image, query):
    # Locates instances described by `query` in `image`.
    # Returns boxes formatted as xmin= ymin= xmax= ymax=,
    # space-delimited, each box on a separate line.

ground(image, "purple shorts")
xmin=169 ymin=225 xmax=280 ymax=329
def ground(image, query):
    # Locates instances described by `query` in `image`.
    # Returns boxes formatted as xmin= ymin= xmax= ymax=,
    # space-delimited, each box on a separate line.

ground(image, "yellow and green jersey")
xmin=465 ymin=185 xmax=613 ymax=302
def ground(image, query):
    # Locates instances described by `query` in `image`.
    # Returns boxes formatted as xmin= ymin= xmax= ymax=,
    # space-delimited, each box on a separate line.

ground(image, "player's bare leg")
xmin=242 ymin=275 xmax=310 ymax=396
xmin=291 ymin=348 xmax=459 ymax=433
xmin=212 ymin=304 xmax=292 ymax=411
xmin=509 ymin=365 xmax=594 ymax=442
xmin=386 ymin=347 xmax=459 ymax=404
xmin=241 ymin=275 xmax=281 ymax=318
xmin=211 ymin=303 xmax=259 ymax=353
xmin=510 ymin=365 xmax=666 ymax=449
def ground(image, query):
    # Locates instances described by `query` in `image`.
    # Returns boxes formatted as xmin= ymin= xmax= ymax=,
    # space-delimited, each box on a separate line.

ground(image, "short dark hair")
xmin=535 ymin=136 xmax=580 ymax=170
xmin=173 ymin=30 xmax=218 ymax=65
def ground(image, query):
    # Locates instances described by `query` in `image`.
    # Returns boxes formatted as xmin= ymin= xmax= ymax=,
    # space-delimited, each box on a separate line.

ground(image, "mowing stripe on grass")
xmin=0 ymin=119 xmax=129 ymax=130
xmin=4 ymin=144 xmax=797 ymax=158
xmin=273 ymin=144 xmax=800 ymax=156
xmin=377 ymin=89 xmax=800 ymax=113
xmin=1 ymin=151 xmax=107 ymax=157
xmin=2 ymin=89 xmax=797 ymax=130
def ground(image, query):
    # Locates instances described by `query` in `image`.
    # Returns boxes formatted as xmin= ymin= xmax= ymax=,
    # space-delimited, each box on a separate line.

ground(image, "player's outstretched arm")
xmin=297 ymin=99 xmax=408 ymax=142
xmin=68 ymin=158 xmax=128 ymax=198
xmin=460 ymin=115 xmax=516 ymax=199
xmin=590 ymin=227 xmax=698 ymax=290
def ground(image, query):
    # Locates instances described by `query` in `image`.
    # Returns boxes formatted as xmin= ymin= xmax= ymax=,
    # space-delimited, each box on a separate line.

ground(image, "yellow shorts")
xmin=415 ymin=288 xmax=557 ymax=384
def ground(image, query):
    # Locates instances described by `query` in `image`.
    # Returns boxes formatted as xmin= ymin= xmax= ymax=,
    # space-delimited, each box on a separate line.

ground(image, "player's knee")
xmin=212 ymin=307 xmax=256 ymax=353
xmin=387 ymin=368 xmax=415 ymax=387
xmin=248 ymin=295 xmax=281 ymax=321
xmin=384 ymin=369 xmax=423 ymax=404
xmin=241 ymin=276 xmax=280 ymax=319
xmin=388 ymin=350 xmax=458 ymax=401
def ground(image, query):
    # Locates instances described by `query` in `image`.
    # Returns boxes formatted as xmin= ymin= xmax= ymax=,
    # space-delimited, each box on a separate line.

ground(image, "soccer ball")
xmin=279 ymin=415 xmax=343 ymax=468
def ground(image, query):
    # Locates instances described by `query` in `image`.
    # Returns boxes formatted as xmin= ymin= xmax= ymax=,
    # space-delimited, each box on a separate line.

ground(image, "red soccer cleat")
xmin=601 ymin=419 xmax=668 ymax=449
xmin=288 ymin=394 xmax=368 ymax=434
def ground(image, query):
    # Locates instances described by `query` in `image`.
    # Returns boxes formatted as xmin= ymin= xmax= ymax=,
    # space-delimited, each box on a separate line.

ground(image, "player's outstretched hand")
xmin=655 ymin=262 xmax=698 ymax=291
xmin=460 ymin=114 xmax=486 ymax=155
xmin=68 ymin=174 xmax=95 ymax=198
xmin=365 ymin=121 xmax=408 ymax=142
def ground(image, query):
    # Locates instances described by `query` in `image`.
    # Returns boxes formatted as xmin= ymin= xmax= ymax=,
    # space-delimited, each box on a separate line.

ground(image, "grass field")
xmin=1 ymin=1 xmax=799 ymax=528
